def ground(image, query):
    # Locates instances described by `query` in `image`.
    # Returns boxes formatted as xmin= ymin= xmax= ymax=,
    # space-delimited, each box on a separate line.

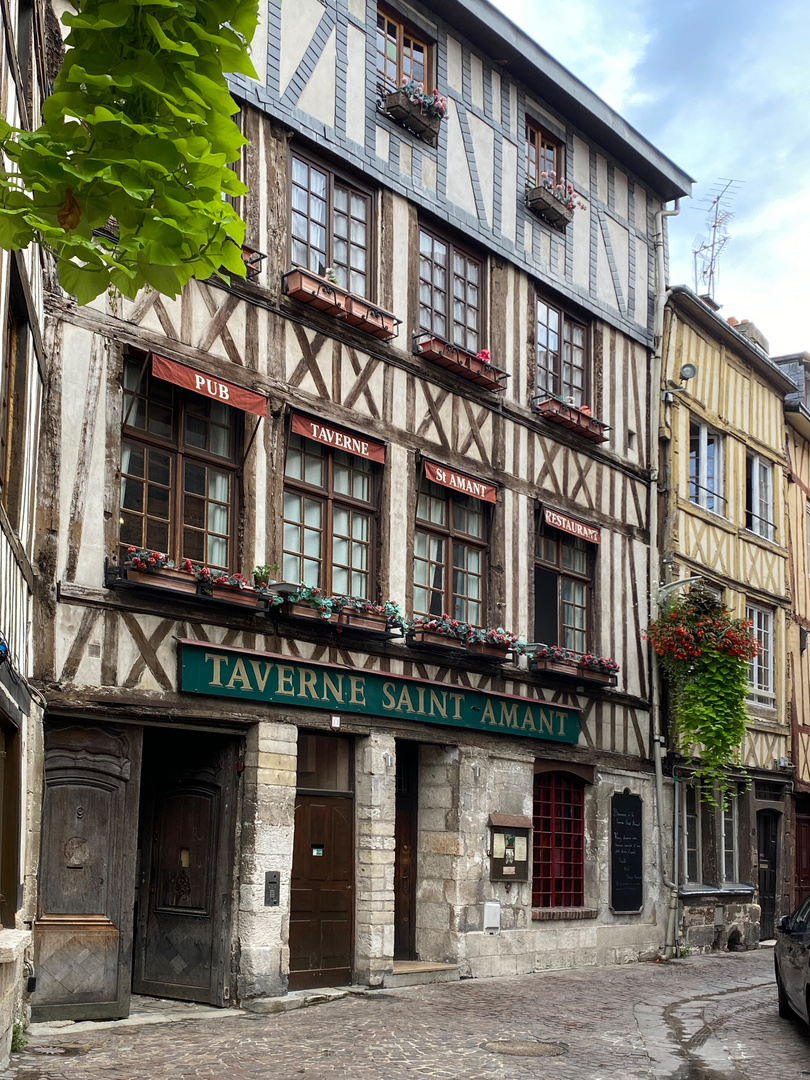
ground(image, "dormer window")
xmin=525 ymin=117 xmax=563 ymax=186
xmin=376 ymin=8 xmax=428 ymax=91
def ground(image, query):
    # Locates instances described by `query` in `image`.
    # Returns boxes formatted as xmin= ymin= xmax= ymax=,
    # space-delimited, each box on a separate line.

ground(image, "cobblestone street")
xmin=3 ymin=949 xmax=807 ymax=1080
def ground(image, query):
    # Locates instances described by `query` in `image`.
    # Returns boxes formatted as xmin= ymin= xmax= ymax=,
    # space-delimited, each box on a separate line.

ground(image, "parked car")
xmin=775 ymin=894 xmax=810 ymax=1025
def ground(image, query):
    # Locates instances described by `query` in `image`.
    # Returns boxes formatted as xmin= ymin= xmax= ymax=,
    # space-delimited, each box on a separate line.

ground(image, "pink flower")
xmin=476 ymin=348 xmax=491 ymax=362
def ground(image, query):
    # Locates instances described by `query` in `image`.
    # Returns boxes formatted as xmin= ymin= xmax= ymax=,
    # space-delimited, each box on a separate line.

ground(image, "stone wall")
xmin=354 ymin=733 xmax=395 ymax=987
xmin=0 ymin=930 xmax=31 ymax=1070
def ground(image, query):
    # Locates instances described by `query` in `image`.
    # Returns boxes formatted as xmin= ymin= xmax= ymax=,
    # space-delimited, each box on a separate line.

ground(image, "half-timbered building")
xmin=30 ymin=0 xmax=691 ymax=1017
xmin=0 ymin=0 xmax=49 ymax=1060
xmin=773 ymin=351 xmax=810 ymax=908
xmin=659 ymin=288 xmax=794 ymax=949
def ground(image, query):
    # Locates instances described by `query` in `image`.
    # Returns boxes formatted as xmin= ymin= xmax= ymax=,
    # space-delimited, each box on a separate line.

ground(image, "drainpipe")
xmin=650 ymin=199 xmax=680 ymax=958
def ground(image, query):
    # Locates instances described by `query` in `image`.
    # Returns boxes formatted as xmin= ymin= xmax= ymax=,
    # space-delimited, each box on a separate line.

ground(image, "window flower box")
xmin=577 ymin=667 xmax=618 ymax=687
xmin=531 ymin=396 xmax=610 ymax=443
xmin=283 ymin=268 xmax=349 ymax=316
xmin=415 ymin=335 xmax=509 ymax=392
xmin=406 ymin=629 xmax=465 ymax=651
xmin=336 ymin=606 xmax=390 ymax=633
xmin=117 ymin=565 xmax=199 ymax=594
xmin=382 ymin=88 xmax=442 ymax=146
xmin=529 ymin=656 xmax=582 ymax=678
xmin=277 ymin=600 xmax=330 ymax=621
xmin=526 ymin=184 xmax=574 ymax=230
xmin=343 ymin=296 xmax=400 ymax=341
xmin=466 ymin=641 xmax=511 ymax=661
xmin=241 ymin=243 xmax=267 ymax=281
xmin=206 ymin=583 xmax=262 ymax=609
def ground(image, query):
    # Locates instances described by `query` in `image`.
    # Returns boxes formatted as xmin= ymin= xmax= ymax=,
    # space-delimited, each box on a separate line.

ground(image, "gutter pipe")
xmin=650 ymin=199 xmax=680 ymax=958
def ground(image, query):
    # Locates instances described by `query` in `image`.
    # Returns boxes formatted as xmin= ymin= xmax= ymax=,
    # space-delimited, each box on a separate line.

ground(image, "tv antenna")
xmin=691 ymin=179 xmax=742 ymax=302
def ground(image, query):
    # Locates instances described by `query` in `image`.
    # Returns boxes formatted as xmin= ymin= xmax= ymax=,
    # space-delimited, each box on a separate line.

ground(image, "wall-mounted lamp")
xmin=383 ymin=752 xmax=394 ymax=769
xmin=473 ymin=765 xmax=481 ymax=780
xmin=663 ymin=363 xmax=698 ymax=404
xmin=330 ymin=715 xmax=341 ymax=730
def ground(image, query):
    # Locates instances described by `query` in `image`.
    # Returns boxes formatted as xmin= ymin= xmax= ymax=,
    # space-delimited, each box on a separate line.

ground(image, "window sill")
xmin=530 ymin=396 xmax=610 ymax=443
xmin=532 ymin=908 xmax=597 ymax=921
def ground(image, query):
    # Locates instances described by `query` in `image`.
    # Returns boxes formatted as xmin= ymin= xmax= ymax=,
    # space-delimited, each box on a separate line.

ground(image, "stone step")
xmin=385 ymin=962 xmax=460 ymax=988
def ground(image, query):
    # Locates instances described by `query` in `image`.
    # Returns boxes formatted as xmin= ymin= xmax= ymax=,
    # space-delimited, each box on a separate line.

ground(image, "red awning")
xmin=424 ymin=461 xmax=497 ymax=503
xmin=291 ymin=413 xmax=386 ymax=463
xmin=543 ymin=506 xmax=600 ymax=544
xmin=152 ymin=354 xmax=267 ymax=418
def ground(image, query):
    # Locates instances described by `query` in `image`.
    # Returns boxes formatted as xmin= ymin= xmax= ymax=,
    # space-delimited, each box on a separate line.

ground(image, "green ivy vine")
xmin=0 ymin=0 xmax=258 ymax=303
xmin=645 ymin=587 xmax=759 ymax=806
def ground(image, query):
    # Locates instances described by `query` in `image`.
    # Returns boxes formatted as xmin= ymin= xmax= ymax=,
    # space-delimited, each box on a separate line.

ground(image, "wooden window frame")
xmin=534 ymin=520 xmax=593 ymax=654
xmin=689 ymin=417 xmax=725 ymax=515
xmin=282 ymin=431 xmax=381 ymax=598
xmin=746 ymin=601 xmax=775 ymax=707
xmin=525 ymin=116 xmax=563 ymax=186
xmin=745 ymin=451 xmax=774 ymax=541
xmin=532 ymin=772 xmax=585 ymax=908
xmin=375 ymin=6 xmax=432 ymax=93
xmin=289 ymin=149 xmax=375 ymax=300
xmin=413 ymin=474 xmax=488 ymax=626
xmin=721 ymin=796 xmax=739 ymax=884
xmin=418 ymin=222 xmax=486 ymax=355
xmin=534 ymin=292 xmax=589 ymax=407
xmin=119 ymin=354 xmax=242 ymax=570
xmin=682 ymin=783 xmax=703 ymax=884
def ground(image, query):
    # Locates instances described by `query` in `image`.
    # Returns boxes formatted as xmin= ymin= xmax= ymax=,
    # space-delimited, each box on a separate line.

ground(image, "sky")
xmin=492 ymin=0 xmax=810 ymax=358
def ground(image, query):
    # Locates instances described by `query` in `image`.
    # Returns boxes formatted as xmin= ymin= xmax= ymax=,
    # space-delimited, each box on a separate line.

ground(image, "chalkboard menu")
xmin=611 ymin=791 xmax=643 ymax=913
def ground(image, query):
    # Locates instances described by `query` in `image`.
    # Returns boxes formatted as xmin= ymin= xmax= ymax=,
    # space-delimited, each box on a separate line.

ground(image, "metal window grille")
xmin=532 ymin=772 xmax=585 ymax=907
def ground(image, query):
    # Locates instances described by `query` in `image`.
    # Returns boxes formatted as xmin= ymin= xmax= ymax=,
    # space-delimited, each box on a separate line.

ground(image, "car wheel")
xmin=776 ymin=970 xmax=791 ymax=1018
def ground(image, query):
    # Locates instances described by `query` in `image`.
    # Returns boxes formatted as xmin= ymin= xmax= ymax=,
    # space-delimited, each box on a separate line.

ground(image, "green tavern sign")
xmin=177 ymin=640 xmax=581 ymax=744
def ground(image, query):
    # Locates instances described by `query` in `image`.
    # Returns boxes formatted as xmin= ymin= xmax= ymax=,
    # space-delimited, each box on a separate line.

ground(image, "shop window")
xmin=535 ymin=294 xmax=588 ymax=407
xmin=375 ymin=8 xmax=429 ymax=92
xmin=532 ymin=772 xmax=585 ymax=907
xmin=290 ymin=153 xmax=371 ymax=298
xmin=119 ymin=356 xmax=240 ymax=570
xmin=283 ymin=432 xmax=378 ymax=596
xmin=745 ymin=452 xmax=774 ymax=540
xmin=419 ymin=225 xmax=483 ymax=355
xmin=534 ymin=521 xmax=592 ymax=653
xmin=683 ymin=783 xmax=702 ymax=883
xmin=1 ymin=260 xmax=31 ymax=533
xmin=689 ymin=418 xmax=724 ymax=515
xmin=525 ymin=117 xmax=562 ymax=186
xmin=746 ymin=602 xmax=774 ymax=706
xmin=413 ymin=475 xmax=486 ymax=625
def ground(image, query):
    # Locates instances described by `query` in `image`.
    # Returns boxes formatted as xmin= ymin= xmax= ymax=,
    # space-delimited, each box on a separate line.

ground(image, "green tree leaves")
xmin=0 ymin=0 xmax=259 ymax=303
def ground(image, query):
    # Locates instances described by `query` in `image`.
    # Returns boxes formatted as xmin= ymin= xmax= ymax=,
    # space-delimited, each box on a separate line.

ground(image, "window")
xmin=376 ymin=8 xmax=428 ymax=91
xmin=534 ymin=522 xmax=591 ymax=653
xmin=525 ymin=117 xmax=562 ymax=186
xmin=745 ymin=452 xmax=774 ymax=540
xmin=290 ymin=154 xmax=371 ymax=298
xmin=532 ymin=772 xmax=585 ymax=907
xmin=535 ymin=296 xmax=588 ymax=406
xmin=1 ymin=261 xmax=30 ymax=531
xmin=283 ymin=433 xmax=377 ymax=596
xmin=746 ymin=603 xmax=774 ymax=706
xmin=721 ymin=797 xmax=738 ymax=883
xmin=414 ymin=475 xmax=486 ymax=624
xmin=119 ymin=357 xmax=239 ymax=569
xmin=689 ymin=419 xmax=724 ymax=514
xmin=806 ymin=501 xmax=810 ymax=576
xmin=683 ymin=784 xmax=702 ymax=883
xmin=419 ymin=226 xmax=483 ymax=354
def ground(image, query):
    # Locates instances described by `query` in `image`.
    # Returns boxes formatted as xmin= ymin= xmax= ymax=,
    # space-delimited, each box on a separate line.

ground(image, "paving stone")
xmin=6 ymin=951 xmax=806 ymax=1080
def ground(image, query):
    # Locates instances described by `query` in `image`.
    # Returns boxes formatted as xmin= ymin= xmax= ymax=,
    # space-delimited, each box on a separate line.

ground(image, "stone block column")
xmin=236 ymin=719 xmax=297 ymax=1002
xmin=354 ymin=732 xmax=396 ymax=987
xmin=416 ymin=744 xmax=461 ymax=962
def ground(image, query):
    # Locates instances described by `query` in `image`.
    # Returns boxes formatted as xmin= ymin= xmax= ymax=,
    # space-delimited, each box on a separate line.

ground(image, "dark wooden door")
xmin=394 ymin=742 xmax=418 ymax=960
xmin=289 ymin=795 xmax=353 ymax=989
xmin=795 ymin=815 xmax=810 ymax=906
xmin=33 ymin=723 xmax=143 ymax=1022
xmin=132 ymin=730 xmax=237 ymax=1004
xmin=758 ymin=810 xmax=780 ymax=940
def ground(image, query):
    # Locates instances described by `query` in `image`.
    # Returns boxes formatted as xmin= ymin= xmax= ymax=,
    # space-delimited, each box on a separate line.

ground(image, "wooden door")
xmin=757 ymin=810 xmax=780 ymax=940
xmin=132 ymin=730 xmax=237 ymax=1004
xmin=33 ymin=723 xmax=143 ymax=1022
xmin=795 ymin=815 xmax=810 ymax=906
xmin=394 ymin=742 xmax=418 ymax=960
xmin=289 ymin=795 xmax=353 ymax=989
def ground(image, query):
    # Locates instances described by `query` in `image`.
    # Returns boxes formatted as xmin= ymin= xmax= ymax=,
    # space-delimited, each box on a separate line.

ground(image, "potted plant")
xmin=527 ymin=644 xmax=581 ymax=677
xmin=269 ymin=584 xmax=338 ymax=620
xmin=645 ymin=587 xmax=759 ymax=804
xmin=579 ymin=653 xmax=620 ymax=686
xmin=531 ymin=394 xmax=610 ymax=443
xmin=525 ymin=171 xmax=586 ymax=230
xmin=334 ymin=597 xmax=406 ymax=634
xmin=380 ymin=78 xmax=448 ymax=146
xmin=196 ymin=566 xmax=261 ymax=609
xmin=117 ymin=548 xmax=198 ymax=594
xmin=466 ymin=626 xmax=526 ymax=660
xmin=415 ymin=336 xmax=509 ymax=392
xmin=406 ymin=614 xmax=470 ymax=651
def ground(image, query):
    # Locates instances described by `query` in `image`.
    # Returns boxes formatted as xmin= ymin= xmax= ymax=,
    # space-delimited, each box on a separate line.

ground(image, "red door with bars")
xmin=532 ymin=773 xmax=585 ymax=907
